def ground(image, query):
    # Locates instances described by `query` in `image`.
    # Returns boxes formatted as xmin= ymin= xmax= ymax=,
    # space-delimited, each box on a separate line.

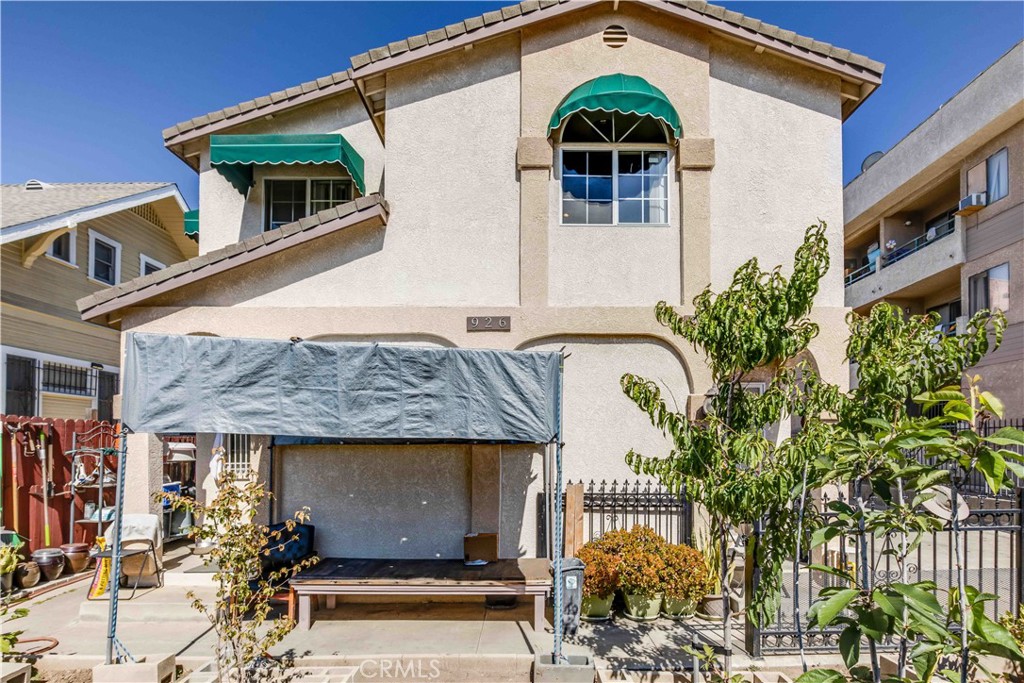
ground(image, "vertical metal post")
xmin=105 ymin=427 xmax=129 ymax=665
xmin=552 ymin=351 xmax=565 ymax=664
xmin=1017 ymin=488 xmax=1023 ymax=619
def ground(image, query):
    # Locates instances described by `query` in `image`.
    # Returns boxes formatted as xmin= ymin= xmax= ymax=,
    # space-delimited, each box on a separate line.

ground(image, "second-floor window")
xmin=140 ymin=254 xmax=165 ymax=277
xmin=986 ymin=147 xmax=1009 ymax=204
xmin=558 ymin=111 xmax=670 ymax=226
xmin=263 ymin=178 xmax=353 ymax=231
xmin=48 ymin=229 xmax=76 ymax=265
xmin=969 ymin=262 xmax=1009 ymax=315
xmin=88 ymin=230 xmax=121 ymax=286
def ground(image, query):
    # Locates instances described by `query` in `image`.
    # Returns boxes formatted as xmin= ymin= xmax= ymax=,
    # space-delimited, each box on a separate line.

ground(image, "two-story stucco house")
xmin=77 ymin=0 xmax=883 ymax=561
xmin=1 ymin=181 xmax=195 ymax=420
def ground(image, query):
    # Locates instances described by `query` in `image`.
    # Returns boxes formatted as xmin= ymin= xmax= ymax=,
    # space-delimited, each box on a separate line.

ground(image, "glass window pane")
xmin=989 ymin=263 xmax=1010 ymax=312
xmin=644 ymin=174 xmax=668 ymax=200
xmin=619 ymin=175 xmax=643 ymax=200
xmin=619 ymin=199 xmax=643 ymax=223
xmin=311 ymin=180 xmax=331 ymax=202
xmin=562 ymin=151 xmax=588 ymax=176
xmin=589 ymin=151 xmax=613 ymax=176
xmin=333 ymin=181 xmax=351 ymax=202
xmin=588 ymin=200 xmax=612 ymax=224
xmin=588 ymin=176 xmax=613 ymax=201
xmin=562 ymin=200 xmax=587 ymax=224
xmin=51 ymin=233 xmax=70 ymax=261
xmin=619 ymin=152 xmax=643 ymax=175
xmin=987 ymin=148 xmax=1009 ymax=202
xmin=562 ymin=176 xmax=587 ymax=200
xmin=645 ymin=200 xmax=669 ymax=224
xmin=645 ymin=151 xmax=668 ymax=174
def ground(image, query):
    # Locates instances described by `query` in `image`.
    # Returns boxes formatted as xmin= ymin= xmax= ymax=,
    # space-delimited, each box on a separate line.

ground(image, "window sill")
xmin=559 ymin=223 xmax=671 ymax=228
xmin=44 ymin=254 xmax=79 ymax=269
xmin=87 ymin=276 xmax=118 ymax=288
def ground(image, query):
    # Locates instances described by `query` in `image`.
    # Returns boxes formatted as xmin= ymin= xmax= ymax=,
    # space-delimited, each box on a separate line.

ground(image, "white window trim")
xmin=45 ymin=227 xmax=78 ymax=268
xmin=558 ymin=144 xmax=673 ymax=227
xmin=88 ymin=229 xmax=122 ymax=286
xmin=261 ymin=176 xmax=354 ymax=232
xmin=140 ymin=253 xmax=166 ymax=276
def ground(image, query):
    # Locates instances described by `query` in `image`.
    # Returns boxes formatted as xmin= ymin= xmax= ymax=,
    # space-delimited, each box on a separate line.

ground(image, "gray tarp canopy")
xmin=122 ymin=332 xmax=560 ymax=443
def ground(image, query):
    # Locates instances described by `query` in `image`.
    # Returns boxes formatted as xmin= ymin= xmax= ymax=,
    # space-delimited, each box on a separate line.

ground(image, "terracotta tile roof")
xmin=162 ymin=71 xmax=353 ymax=145
xmin=162 ymin=0 xmax=883 ymax=149
xmin=77 ymin=194 xmax=390 ymax=319
xmin=1 ymin=182 xmax=173 ymax=229
xmin=349 ymin=0 xmax=885 ymax=75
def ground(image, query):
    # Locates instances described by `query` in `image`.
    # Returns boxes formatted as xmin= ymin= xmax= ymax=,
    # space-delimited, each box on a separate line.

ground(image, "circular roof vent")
xmin=603 ymin=25 xmax=628 ymax=48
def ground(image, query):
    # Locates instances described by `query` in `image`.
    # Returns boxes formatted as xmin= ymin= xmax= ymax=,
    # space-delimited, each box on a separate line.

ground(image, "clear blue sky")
xmin=2 ymin=2 xmax=1021 ymax=208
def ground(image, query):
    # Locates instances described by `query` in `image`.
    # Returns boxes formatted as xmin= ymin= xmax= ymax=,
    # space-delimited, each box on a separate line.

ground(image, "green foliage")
xmin=0 ymin=601 xmax=28 ymax=658
xmin=158 ymin=473 xmax=318 ymax=680
xmin=0 ymin=546 xmax=20 ymax=575
xmin=802 ymin=375 xmax=1022 ymax=683
xmin=575 ymin=543 xmax=620 ymax=599
xmin=621 ymin=222 xmax=835 ymax=627
xmin=660 ymin=543 xmax=711 ymax=605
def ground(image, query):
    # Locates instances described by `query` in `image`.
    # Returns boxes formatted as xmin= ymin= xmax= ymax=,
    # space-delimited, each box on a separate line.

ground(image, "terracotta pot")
xmin=581 ymin=594 xmax=614 ymax=620
xmin=15 ymin=562 xmax=40 ymax=590
xmin=623 ymin=592 xmax=662 ymax=621
xmin=60 ymin=543 xmax=91 ymax=574
xmin=31 ymin=548 xmax=65 ymax=581
xmin=699 ymin=593 xmax=740 ymax=620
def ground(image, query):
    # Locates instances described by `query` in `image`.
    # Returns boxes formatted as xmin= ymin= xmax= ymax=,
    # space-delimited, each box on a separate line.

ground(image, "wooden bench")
xmin=290 ymin=557 xmax=551 ymax=632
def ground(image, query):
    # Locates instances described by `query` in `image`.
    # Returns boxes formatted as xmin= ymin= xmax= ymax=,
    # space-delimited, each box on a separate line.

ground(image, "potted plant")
xmin=0 ymin=545 xmax=20 ymax=594
xmin=617 ymin=527 xmax=667 ymax=621
xmin=575 ymin=542 xmax=619 ymax=620
xmin=697 ymin=534 xmax=737 ymax=620
xmin=660 ymin=543 xmax=707 ymax=619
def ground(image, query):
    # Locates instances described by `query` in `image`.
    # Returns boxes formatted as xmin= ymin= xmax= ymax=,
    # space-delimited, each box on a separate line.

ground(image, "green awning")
xmin=183 ymin=210 xmax=199 ymax=239
xmin=209 ymin=134 xmax=366 ymax=196
xmin=548 ymin=73 xmax=682 ymax=138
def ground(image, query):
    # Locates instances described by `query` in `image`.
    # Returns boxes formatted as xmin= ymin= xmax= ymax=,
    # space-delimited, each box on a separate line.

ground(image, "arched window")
xmin=550 ymin=74 xmax=680 ymax=226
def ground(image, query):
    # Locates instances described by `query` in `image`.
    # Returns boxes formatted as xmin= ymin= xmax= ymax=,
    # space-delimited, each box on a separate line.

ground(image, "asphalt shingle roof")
xmin=1 ymin=182 xmax=173 ymax=229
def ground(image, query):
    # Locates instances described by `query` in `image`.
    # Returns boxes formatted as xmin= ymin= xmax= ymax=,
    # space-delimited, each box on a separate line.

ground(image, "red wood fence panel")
xmin=1 ymin=415 xmax=119 ymax=553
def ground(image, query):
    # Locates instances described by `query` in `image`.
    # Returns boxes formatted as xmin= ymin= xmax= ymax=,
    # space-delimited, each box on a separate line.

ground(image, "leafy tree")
xmin=159 ymin=473 xmax=317 ymax=681
xmin=622 ymin=223 xmax=837 ymax=674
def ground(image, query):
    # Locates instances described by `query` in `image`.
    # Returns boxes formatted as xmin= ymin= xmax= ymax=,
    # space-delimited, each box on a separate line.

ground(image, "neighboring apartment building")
xmin=1 ymin=181 xmax=196 ymax=420
xmin=78 ymin=0 xmax=883 ymax=558
xmin=843 ymin=43 xmax=1023 ymax=417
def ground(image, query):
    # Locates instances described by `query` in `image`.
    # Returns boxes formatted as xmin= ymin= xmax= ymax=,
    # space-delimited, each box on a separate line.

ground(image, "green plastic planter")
xmin=623 ymin=592 xmax=662 ymax=621
xmin=581 ymin=594 xmax=614 ymax=620
xmin=661 ymin=596 xmax=697 ymax=619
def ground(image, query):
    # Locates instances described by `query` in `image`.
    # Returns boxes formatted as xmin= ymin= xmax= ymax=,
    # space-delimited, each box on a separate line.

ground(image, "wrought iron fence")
xmin=563 ymin=479 xmax=693 ymax=546
xmin=911 ymin=418 xmax=1024 ymax=496
xmin=748 ymin=487 xmax=1023 ymax=656
xmin=4 ymin=356 xmax=119 ymax=422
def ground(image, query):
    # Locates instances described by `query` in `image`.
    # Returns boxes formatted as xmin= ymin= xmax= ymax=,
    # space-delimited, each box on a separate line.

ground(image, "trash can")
xmin=551 ymin=557 xmax=585 ymax=636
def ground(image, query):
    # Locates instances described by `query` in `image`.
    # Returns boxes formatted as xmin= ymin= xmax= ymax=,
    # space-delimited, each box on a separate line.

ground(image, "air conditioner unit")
xmin=956 ymin=192 xmax=987 ymax=215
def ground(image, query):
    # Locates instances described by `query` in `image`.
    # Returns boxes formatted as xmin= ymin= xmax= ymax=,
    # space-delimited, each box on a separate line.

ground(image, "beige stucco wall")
xmin=196 ymin=90 xmax=384 ymax=254
xmin=709 ymin=41 xmax=845 ymax=307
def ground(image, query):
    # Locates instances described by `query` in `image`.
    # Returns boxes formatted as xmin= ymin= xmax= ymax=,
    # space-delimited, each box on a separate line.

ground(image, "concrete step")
xmin=78 ymin=587 xmax=216 ymax=622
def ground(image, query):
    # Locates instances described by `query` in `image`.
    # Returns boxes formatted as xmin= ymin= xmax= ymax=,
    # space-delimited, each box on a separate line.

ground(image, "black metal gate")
xmin=564 ymin=479 xmax=693 ymax=546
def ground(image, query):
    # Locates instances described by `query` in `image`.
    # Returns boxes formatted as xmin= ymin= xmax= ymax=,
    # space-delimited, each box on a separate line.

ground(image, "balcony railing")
xmin=882 ymin=218 xmax=955 ymax=267
xmin=844 ymin=262 xmax=875 ymax=287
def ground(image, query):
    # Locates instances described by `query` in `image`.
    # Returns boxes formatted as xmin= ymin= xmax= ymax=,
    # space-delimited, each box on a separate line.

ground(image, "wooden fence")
xmin=1 ymin=415 xmax=119 ymax=552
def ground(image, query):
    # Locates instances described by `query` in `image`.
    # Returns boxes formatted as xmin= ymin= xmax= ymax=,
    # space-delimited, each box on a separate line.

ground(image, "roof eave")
xmin=79 ymin=195 xmax=390 ymax=323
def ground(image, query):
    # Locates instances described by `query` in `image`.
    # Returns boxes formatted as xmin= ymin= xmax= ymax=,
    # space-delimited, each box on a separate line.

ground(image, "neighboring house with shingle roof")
xmin=82 ymin=0 xmax=882 ymax=556
xmin=1 ymin=180 xmax=195 ymax=419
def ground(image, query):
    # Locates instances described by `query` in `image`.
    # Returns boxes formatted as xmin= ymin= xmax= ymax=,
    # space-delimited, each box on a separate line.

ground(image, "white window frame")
xmin=45 ymin=227 xmax=78 ymax=268
xmin=88 ymin=230 xmax=122 ymax=286
xmin=986 ymin=147 xmax=1009 ymax=204
xmin=558 ymin=144 xmax=672 ymax=227
xmin=261 ymin=176 xmax=354 ymax=232
xmin=139 ymin=253 xmax=166 ymax=276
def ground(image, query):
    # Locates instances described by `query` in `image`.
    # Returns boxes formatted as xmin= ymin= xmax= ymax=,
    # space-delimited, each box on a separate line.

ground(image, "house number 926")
xmin=467 ymin=316 xmax=511 ymax=332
